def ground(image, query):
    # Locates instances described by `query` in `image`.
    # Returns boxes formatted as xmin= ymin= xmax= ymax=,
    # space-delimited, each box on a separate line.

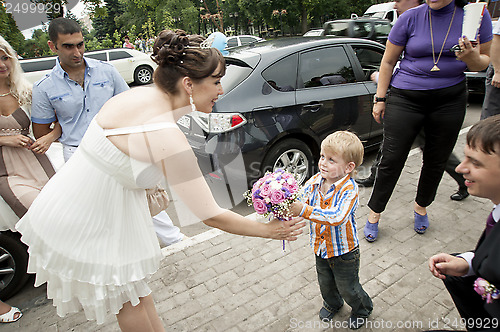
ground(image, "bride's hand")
xmin=267 ymin=217 xmax=306 ymax=241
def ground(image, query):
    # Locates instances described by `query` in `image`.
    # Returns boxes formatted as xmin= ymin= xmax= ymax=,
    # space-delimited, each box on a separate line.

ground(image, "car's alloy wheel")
xmin=262 ymin=139 xmax=313 ymax=185
xmin=0 ymin=232 xmax=29 ymax=300
xmin=134 ymin=66 xmax=153 ymax=85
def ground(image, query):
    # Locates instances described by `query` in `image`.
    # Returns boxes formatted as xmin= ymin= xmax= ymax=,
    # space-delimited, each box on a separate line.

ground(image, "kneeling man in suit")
xmin=429 ymin=114 xmax=500 ymax=331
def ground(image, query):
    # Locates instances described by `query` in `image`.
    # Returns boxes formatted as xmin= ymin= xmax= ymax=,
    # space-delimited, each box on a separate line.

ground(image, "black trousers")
xmin=368 ymin=81 xmax=467 ymax=213
xmin=368 ymin=131 xmax=466 ymax=190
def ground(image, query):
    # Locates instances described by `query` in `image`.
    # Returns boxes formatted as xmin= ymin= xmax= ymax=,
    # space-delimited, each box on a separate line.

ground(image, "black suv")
xmin=178 ymin=37 xmax=384 ymax=206
xmin=322 ymin=17 xmax=392 ymax=45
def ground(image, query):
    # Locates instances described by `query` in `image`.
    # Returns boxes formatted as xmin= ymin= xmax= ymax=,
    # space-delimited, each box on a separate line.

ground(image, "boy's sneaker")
xmin=319 ymin=307 xmax=338 ymax=322
xmin=348 ymin=315 xmax=367 ymax=330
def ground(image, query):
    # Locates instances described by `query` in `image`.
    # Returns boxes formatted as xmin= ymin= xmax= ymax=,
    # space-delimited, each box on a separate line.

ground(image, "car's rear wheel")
xmin=262 ymin=139 xmax=314 ymax=185
xmin=0 ymin=231 xmax=29 ymax=300
xmin=134 ymin=66 xmax=153 ymax=85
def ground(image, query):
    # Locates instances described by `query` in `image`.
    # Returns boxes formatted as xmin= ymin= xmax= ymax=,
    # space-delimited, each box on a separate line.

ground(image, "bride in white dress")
xmin=16 ymin=30 xmax=305 ymax=331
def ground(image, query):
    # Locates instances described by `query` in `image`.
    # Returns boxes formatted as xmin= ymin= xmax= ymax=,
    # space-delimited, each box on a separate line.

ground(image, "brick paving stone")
xmin=374 ymin=297 xmax=418 ymax=328
xmin=201 ymin=242 xmax=233 ymax=259
xmin=299 ymin=281 xmax=321 ymax=300
xmin=154 ymin=280 xmax=190 ymax=302
xmin=196 ymin=286 xmax=234 ymax=308
xmin=405 ymin=281 xmax=442 ymax=308
xmin=212 ymin=255 xmax=246 ymax=275
xmin=243 ymin=289 xmax=281 ymax=314
xmin=414 ymin=299 xmax=453 ymax=330
xmin=219 ymin=287 xmax=257 ymax=312
xmin=210 ymin=306 xmax=250 ymax=331
xmin=375 ymin=264 xmax=408 ymax=286
xmin=275 ymin=275 xmax=309 ymax=298
xmin=249 ymin=273 xmax=287 ymax=297
xmin=373 ymin=248 xmax=405 ymax=270
xmin=203 ymin=269 xmax=239 ymax=292
xmin=158 ymin=296 xmax=203 ymax=325
xmin=233 ymin=256 xmax=267 ymax=277
xmin=182 ymin=302 xmax=225 ymax=330
xmin=359 ymin=263 xmax=384 ymax=284
xmin=363 ymin=277 xmax=388 ymax=298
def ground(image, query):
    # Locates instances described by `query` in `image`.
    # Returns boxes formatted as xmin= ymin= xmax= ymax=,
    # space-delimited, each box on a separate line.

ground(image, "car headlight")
xmin=191 ymin=112 xmax=247 ymax=133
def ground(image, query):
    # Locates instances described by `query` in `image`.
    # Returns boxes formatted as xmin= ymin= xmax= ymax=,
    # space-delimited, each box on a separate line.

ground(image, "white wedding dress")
xmin=16 ymin=119 xmax=177 ymax=324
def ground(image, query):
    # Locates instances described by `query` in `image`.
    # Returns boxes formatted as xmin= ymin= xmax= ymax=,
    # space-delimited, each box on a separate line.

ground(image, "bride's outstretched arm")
xmin=129 ymin=125 xmax=306 ymax=241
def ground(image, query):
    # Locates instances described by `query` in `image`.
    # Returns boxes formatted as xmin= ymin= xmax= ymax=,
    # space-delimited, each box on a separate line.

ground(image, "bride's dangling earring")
xmin=189 ymin=95 xmax=196 ymax=112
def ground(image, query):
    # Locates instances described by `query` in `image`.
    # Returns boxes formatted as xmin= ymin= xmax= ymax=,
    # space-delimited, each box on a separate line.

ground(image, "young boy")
xmin=290 ymin=131 xmax=373 ymax=330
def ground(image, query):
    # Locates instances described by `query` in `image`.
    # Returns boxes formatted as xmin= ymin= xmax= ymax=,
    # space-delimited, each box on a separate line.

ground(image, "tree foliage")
xmin=4 ymin=0 xmax=380 ymax=58
xmin=0 ymin=1 xmax=25 ymax=54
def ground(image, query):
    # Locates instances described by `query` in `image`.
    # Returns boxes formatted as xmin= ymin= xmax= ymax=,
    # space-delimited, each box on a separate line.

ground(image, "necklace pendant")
xmin=431 ymin=65 xmax=440 ymax=72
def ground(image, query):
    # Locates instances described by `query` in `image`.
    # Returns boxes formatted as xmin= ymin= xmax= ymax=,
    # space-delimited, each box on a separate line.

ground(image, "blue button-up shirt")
xmin=31 ymin=57 xmax=130 ymax=146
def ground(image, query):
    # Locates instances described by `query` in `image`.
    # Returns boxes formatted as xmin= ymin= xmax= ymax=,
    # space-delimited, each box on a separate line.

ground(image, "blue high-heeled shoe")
xmin=414 ymin=211 xmax=429 ymax=234
xmin=364 ymin=220 xmax=379 ymax=242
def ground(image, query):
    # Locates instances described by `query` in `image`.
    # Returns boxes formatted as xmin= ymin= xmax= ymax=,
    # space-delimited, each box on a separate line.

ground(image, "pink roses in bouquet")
xmin=474 ymin=277 xmax=500 ymax=303
xmin=244 ymin=169 xmax=301 ymax=221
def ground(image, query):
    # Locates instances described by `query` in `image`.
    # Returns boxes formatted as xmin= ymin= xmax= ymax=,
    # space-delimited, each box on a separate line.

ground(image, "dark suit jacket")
xmin=472 ymin=220 xmax=500 ymax=319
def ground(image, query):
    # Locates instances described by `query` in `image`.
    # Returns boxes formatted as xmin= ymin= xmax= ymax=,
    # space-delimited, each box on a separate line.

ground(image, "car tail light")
xmin=191 ymin=112 xmax=247 ymax=133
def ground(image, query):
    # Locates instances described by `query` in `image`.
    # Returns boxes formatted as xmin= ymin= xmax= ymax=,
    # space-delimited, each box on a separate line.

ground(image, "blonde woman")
xmin=0 ymin=35 xmax=60 ymax=223
xmin=0 ymin=35 xmax=60 ymax=323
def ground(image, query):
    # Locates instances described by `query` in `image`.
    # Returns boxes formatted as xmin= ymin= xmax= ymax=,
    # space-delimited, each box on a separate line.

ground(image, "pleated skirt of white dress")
xmin=16 ymin=127 xmax=163 ymax=324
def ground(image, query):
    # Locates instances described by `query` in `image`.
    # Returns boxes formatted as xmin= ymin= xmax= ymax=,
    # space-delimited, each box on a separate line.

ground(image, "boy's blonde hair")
xmin=321 ymin=131 xmax=364 ymax=174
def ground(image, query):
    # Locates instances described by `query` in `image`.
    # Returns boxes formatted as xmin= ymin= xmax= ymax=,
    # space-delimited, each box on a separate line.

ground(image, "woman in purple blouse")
xmin=364 ymin=0 xmax=492 ymax=242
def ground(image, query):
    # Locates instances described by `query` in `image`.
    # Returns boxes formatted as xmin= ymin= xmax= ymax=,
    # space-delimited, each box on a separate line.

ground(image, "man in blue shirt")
xmin=31 ymin=19 xmax=129 ymax=160
xmin=31 ymin=18 xmax=183 ymax=247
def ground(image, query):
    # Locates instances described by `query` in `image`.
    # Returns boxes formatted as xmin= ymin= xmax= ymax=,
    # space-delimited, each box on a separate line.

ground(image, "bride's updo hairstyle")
xmin=151 ymin=29 xmax=226 ymax=95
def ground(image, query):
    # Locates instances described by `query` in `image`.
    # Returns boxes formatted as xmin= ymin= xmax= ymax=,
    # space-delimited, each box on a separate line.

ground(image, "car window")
xmin=221 ymin=58 xmax=254 ymax=93
xmin=85 ymin=52 xmax=107 ymax=61
xmin=385 ymin=11 xmax=394 ymax=22
xmin=108 ymin=50 xmax=133 ymax=61
xmin=352 ymin=46 xmax=384 ymax=81
xmin=261 ymin=54 xmax=297 ymax=92
xmin=20 ymin=58 xmax=56 ymax=73
xmin=240 ymin=36 xmax=256 ymax=45
xmin=353 ymin=22 xmax=373 ymax=38
xmin=227 ymin=38 xmax=239 ymax=48
xmin=298 ymin=46 xmax=355 ymax=88
xmin=373 ymin=22 xmax=391 ymax=38
xmin=324 ymin=22 xmax=349 ymax=36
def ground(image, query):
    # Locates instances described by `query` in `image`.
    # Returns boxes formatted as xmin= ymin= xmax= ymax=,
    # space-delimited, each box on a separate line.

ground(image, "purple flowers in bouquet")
xmin=244 ymin=169 xmax=301 ymax=221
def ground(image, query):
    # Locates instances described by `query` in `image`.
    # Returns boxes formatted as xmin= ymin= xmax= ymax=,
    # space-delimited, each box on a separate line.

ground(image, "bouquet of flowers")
xmin=244 ymin=169 xmax=301 ymax=249
xmin=474 ymin=277 xmax=500 ymax=304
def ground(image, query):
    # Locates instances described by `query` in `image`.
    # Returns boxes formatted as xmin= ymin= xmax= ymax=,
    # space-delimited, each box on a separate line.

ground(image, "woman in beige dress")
xmin=0 ymin=35 xmax=60 ymax=322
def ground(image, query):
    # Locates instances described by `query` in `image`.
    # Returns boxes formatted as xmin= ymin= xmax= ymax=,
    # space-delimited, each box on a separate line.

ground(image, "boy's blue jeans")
xmin=315 ymin=248 xmax=373 ymax=318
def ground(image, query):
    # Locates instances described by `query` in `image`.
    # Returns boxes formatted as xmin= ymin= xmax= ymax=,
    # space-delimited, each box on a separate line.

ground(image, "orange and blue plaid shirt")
xmin=298 ymin=173 xmax=359 ymax=258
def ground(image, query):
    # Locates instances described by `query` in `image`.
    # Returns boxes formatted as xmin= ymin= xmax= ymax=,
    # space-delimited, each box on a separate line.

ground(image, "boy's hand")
xmin=290 ymin=201 xmax=304 ymax=217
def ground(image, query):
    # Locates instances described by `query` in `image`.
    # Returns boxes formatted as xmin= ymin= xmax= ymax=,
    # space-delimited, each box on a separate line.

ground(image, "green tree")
xmin=0 ymin=1 xmax=26 ymax=54
xmin=23 ymin=28 xmax=51 ymax=57
xmin=91 ymin=0 xmax=125 ymax=43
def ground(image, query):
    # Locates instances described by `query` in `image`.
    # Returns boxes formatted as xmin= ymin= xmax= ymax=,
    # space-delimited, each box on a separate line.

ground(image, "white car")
xmin=303 ymin=29 xmax=324 ymax=37
xmin=20 ymin=48 xmax=157 ymax=85
xmin=226 ymin=35 xmax=264 ymax=48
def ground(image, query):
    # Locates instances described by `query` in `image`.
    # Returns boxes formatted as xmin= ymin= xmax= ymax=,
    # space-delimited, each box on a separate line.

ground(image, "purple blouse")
xmin=389 ymin=0 xmax=493 ymax=90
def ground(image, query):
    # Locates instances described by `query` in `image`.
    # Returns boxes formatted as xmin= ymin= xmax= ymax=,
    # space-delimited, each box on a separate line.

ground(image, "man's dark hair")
xmin=48 ymin=18 xmax=82 ymax=43
xmin=467 ymin=114 xmax=500 ymax=155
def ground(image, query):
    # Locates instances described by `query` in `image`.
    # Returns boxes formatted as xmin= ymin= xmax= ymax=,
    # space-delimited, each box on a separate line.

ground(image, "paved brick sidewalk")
xmin=4 ymin=130 xmax=492 ymax=332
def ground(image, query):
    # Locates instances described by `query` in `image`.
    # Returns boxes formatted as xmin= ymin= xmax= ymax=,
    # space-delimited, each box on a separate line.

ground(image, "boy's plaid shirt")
xmin=299 ymin=173 xmax=359 ymax=258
